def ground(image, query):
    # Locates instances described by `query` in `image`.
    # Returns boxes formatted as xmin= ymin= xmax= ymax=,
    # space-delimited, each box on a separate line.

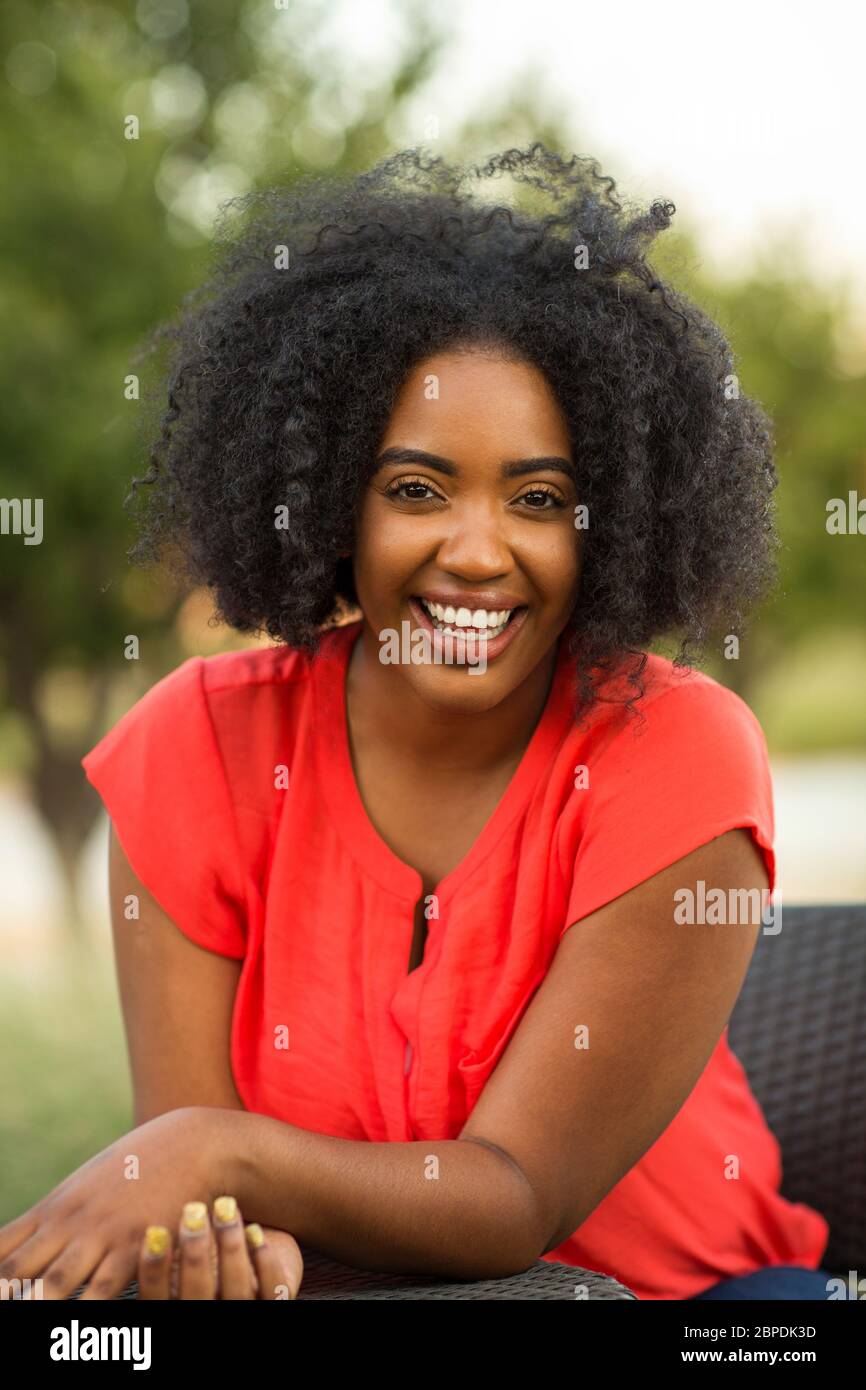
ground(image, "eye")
xmin=384 ymin=477 xmax=444 ymax=503
xmin=517 ymin=486 xmax=567 ymax=511
xmin=383 ymin=478 xmax=568 ymax=510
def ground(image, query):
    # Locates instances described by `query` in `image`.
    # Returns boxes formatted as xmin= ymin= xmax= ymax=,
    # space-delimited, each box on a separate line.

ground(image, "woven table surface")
xmin=69 ymin=1248 xmax=636 ymax=1301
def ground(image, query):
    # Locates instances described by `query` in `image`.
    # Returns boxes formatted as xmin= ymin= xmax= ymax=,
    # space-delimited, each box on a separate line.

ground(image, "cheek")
xmin=352 ymin=501 xmax=424 ymax=583
xmin=360 ymin=499 xmax=433 ymax=556
xmin=524 ymin=522 xmax=582 ymax=592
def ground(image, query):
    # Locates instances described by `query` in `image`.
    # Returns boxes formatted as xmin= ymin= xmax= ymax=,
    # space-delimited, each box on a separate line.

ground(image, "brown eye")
xmin=384 ymin=479 xmax=442 ymax=502
xmin=518 ymin=488 xmax=566 ymax=510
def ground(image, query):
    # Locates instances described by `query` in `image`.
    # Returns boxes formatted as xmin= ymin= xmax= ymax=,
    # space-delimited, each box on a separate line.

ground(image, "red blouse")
xmin=81 ymin=618 xmax=829 ymax=1299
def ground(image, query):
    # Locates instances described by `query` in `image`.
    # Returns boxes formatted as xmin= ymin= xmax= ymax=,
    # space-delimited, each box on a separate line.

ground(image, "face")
xmin=350 ymin=349 xmax=582 ymax=713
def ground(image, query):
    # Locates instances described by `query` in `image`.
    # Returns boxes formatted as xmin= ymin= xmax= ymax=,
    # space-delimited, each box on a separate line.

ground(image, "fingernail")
xmin=213 ymin=1195 xmax=238 ymax=1225
xmin=245 ymin=1222 xmax=265 ymax=1250
xmin=145 ymin=1225 xmax=170 ymax=1257
xmin=182 ymin=1200 xmax=208 ymax=1232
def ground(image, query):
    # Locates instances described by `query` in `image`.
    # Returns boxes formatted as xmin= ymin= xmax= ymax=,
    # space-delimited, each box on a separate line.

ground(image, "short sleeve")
xmin=562 ymin=676 xmax=776 ymax=936
xmin=82 ymin=656 xmax=247 ymax=959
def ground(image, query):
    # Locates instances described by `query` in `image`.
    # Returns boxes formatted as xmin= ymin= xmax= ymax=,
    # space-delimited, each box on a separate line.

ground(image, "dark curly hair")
xmin=127 ymin=143 xmax=778 ymax=719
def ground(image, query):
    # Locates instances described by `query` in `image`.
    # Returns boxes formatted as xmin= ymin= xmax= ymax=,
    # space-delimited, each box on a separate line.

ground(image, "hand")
xmin=0 ymin=1106 xmax=235 ymax=1301
xmin=136 ymin=1199 xmax=304 ymax=1299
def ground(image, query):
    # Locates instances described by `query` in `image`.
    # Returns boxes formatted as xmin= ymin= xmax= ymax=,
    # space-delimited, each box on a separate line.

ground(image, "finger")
xmin=178 ymin=1201 xmax=216 ymax=1300
xmin=246 ymin=1224 xmax=303 ymax=1301
xmin=40 ymin=1239 xmax=104 ymax=1302
xmin=135 ymin=1225 xmax=173 ymax=1301
xmin=0 ymin=1212 xmax=41 ymax=1265
xmin=77 ymin=1249 xmax=138 ymax=1301
xmin=212 ymin=1197 xmax=255 ymax=1300
xmin=0 ymin=1228 xmax=75 ymax=1291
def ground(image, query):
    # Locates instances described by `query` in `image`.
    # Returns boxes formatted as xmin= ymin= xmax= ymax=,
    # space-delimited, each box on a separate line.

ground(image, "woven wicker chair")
xmin=98 ymin=1252 xmax=635 ymax=1300
xmin=727 ymin=902 xmax=866 ymax=1278
xmin=70 ymin=903 xmax=864 ymax=1299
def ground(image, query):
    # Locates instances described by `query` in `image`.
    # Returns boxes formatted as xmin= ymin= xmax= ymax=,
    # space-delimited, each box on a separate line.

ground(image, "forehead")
xmin=381 ymin=351 xmax=571 ymax=453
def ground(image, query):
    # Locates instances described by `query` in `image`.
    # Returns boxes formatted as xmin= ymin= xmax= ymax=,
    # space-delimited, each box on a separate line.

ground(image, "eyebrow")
xmin=370 ymin=446 xmax=577 ymax=484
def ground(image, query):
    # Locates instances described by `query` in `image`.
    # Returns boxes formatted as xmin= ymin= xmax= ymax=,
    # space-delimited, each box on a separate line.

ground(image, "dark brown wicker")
xmin=65 ymin=904 xmax=863 ymax=1299
xmin=75 ymin=1252 xmax=635 ymax=1301
xmin=727 ymin=903 xmax=866 ymax=1275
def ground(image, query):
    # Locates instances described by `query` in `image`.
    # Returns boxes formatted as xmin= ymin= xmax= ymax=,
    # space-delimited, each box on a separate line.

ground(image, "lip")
xmin=413 ymin=589 xmax=528 ymax=612
xmin=408 ymin=595 xmax=529 ymax=665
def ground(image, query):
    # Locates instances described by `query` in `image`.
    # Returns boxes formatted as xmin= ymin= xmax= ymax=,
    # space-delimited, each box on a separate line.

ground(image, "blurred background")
xmin=1 ymin=0 xmax=864 ymax=1220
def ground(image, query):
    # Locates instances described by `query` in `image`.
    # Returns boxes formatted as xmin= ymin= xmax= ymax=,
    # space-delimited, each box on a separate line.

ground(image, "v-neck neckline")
xmin=312 ymin=619 xmax=575 ymax=904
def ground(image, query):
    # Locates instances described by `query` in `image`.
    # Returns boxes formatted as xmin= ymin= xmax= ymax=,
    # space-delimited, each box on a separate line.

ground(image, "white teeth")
xmin=419 ymin=599 xmax=513 ymax=629
xmin=417 ymin=597 xmax=514 ymax=639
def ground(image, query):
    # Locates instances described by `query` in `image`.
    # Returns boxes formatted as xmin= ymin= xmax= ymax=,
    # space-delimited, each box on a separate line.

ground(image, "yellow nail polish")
xmin=145 ymin=1225 xmax=170 ymax=1257
xmin=245 ymin=1222 xmax=265 ymax=1250
xmin=182 ymin=1200 xmax=208 ymax=1232
xmin=213 ymin=1195 xmax=238 ymax=1225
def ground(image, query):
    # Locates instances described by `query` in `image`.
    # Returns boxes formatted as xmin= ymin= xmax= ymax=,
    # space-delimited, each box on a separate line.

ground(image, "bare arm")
xmin=109 ymin=818 xmax=768 ymax=1277
xmin=108 ymin=820 xmax=244 ymax=1126
xmin=109 ymin=819 xmax=542 ymax=1276
xmin=460 ymin=826 xmax=769 ymax=1252
xmin=204 ymin=827 xmax=768 ymax=1277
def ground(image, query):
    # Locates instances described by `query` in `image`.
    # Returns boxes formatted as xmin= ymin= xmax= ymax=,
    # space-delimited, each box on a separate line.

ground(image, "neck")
xmin=346 ymin=620 xmax=560 ymax=777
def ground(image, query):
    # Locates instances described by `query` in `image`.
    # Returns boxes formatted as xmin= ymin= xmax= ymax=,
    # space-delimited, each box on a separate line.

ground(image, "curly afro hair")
xmin=128 ymin=143 xmax=778 ymax=719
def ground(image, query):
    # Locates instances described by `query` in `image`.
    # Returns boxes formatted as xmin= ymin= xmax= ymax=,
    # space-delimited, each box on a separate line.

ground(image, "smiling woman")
xmin=0 ymin=145 xmax=830 ymax=1302
xmin=348 ymin=348 xmax=581 ymax=716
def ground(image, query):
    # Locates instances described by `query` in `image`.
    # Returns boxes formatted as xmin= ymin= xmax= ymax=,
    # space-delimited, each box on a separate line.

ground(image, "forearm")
xmin=205 ymin=1108 xmax=543 ymax=1279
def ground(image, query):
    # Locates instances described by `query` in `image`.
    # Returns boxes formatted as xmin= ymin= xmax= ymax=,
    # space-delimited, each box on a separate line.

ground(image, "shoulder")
xmin=151 ymin=641 xmax=311 ymax=706
xmin=578 ymin=653 xmax=769 ymax=769
xmin=557 ymin=653 xmax=776 ymax=926
xmin=556 ymin=650 xmax=774 ymax=847
xmin=192 ymin=643 xmax=313 ymax=735
xmin=127 ymin=626 xmax=353 ymax=723
xmin=83 ymin=627 xmax=353 ymax=780
xmin=81 ymin=629 xmax=353 ymax=890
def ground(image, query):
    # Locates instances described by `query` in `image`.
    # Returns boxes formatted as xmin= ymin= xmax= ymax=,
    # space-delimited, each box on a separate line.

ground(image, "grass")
xmin=0 ymin=945 xmax=133 ymax=1225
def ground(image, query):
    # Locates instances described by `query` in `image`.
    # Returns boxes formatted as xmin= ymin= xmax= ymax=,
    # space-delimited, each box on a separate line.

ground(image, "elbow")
xmin=444 ymin=1225 xmax=543 ymax=1283
xmin=454 ymin=1136 xmax=553 ymax=1280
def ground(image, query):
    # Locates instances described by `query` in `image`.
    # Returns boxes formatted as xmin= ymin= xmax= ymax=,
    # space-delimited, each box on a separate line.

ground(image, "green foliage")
xmin=1 ymin=0 xmax=864 ymax=805
xmin=649 ymin=232 xmax=866 ymax=744
xmin=0 ymin=949 xmax=131 ymax=1221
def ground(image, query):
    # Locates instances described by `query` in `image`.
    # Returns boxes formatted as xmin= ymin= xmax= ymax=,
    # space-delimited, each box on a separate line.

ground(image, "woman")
xmin=0 ymin=146 xmax=833 ymax=1301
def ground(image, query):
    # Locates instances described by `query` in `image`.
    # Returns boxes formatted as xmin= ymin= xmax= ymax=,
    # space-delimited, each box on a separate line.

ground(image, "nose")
xmin=432 ymin=502 xmax=514 ymax=578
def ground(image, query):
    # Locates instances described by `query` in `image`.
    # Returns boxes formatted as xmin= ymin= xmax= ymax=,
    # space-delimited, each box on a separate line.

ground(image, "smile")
xmin=407 ymin=595 xmax=530 ymax=664
xmin=417 ymin=597 xmax=516 ymax=638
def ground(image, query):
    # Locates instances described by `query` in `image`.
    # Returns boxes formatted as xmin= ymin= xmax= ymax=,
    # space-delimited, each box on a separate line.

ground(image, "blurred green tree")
xmin=648 ymin=232 xmax=866 ymax=712
xmin=1 ymin=1 xmax=864 ymax=934
xmin=0 ymin=0 xmax=454 ymax=927
xmin=0 ymin=0 xmax=576 ymax=928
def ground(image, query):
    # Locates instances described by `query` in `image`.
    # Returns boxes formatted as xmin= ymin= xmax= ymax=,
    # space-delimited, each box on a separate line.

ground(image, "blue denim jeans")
xmin=689 ymin=1265 xmax=843 ymax=1300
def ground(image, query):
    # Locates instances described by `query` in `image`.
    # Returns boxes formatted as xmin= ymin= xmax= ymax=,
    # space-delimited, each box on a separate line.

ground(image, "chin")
xmin=402 ymin=658 xmax=522 ymax=713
